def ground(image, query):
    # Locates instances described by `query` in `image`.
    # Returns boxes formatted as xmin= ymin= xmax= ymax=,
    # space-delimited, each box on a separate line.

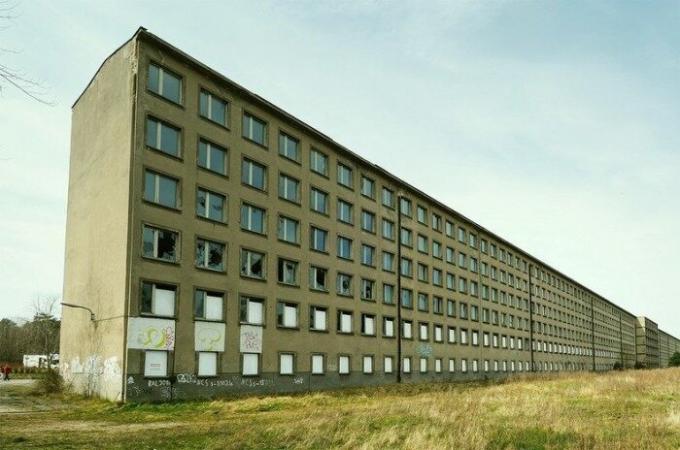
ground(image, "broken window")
xmin=277 ymin=258 xmax=298 ymax=285
xmin=195 ymin=238 xmax=225 ymax=271
xmin=196 ymin=188 xmax=226 ymax=222
xmin=240 ymin=249 xmax=265 ymax=279
xmin=142 ymin=225 xmax=178 ymax=262
xmin=239 ymin=296 xmax=264 ymax=325
xmin=309 ymin=266 xmax=328 ymax=291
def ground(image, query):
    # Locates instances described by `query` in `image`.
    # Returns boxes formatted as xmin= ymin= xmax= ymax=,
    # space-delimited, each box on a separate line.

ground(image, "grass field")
xmin=0 ymin=368 xmax=678 ymax=449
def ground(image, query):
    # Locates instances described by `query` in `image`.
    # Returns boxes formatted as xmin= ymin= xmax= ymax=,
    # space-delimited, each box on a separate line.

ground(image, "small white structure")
xmin=23 ymin=354 xmax=59 ymax=369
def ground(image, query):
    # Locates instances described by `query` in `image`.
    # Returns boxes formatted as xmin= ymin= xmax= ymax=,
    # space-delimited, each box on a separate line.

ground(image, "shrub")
xmin=34 ymin=368 xmax=63 ymax=394
xmin=613 ymin=361 xmax=623 ymax=371
xmin=669 ymin=352 xmax=680 ymax=367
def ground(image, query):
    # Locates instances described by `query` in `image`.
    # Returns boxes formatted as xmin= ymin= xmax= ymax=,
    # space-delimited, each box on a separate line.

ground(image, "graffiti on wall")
xmin=127 ymin=317 xmax=175 ymax=350
xmin=239 ymin=325 xmax=262 ymax=353
xmin=194 ymin=321 xmax=226 ymax=352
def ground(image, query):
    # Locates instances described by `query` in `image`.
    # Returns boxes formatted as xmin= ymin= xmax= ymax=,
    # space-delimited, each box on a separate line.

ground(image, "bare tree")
xmin=23 ymin=296 xmax=61 ymax=367
xmin=0 ymin=0 xmax=52 ymax=104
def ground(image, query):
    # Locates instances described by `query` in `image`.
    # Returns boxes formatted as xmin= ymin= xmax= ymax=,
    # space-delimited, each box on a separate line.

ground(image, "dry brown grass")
xmin=0 ymin=368 xmax=678 ymax=449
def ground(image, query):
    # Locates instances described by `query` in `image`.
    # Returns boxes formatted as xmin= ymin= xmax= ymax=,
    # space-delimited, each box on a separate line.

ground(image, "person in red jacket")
xmin=2 ymin=365 xmax=11 ymax=381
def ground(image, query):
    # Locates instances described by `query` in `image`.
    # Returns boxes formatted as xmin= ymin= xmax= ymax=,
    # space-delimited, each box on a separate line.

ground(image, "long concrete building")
xmin=60 ymin=28 xmax=680 ymax=402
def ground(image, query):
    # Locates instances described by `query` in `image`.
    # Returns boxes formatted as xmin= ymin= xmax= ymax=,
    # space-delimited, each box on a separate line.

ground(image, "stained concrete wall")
xmin=60 ymin=38 xmax=137 ymax=401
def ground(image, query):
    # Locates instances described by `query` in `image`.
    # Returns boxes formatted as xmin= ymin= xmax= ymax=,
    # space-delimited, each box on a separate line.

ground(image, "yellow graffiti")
xmin=138 ymin=327 xmax=166 ymax=349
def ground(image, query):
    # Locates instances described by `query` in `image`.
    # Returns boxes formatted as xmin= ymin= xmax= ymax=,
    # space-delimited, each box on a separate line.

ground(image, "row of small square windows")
xmin=142 ymin=348 xmax=589 ymax=379
xmin=144 ymin=283 xmax=598 ymax=356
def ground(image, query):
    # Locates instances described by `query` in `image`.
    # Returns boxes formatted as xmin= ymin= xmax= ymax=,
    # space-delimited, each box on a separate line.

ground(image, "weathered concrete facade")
xmin=61 ymin=28 xmax=679 ymax=402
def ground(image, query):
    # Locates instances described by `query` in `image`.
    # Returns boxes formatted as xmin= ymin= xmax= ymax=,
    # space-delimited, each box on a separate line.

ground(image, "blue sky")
xmin=0 ymin=1 xmax=678 ymax=336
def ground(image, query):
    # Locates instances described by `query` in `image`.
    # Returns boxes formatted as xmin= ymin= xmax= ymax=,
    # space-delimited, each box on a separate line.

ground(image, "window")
xmin=469 ymin=233 xmax=477 ymax=248
xmin=361 ymin=314 xmax=376 ymax=336
xmin=361 ymin=210 xmax=376 ymax=233
xmin=446 ymin=247 xmax=455 ymax=264
xmin=311 ymin=354 xmax=325 ymax=374
xmin=279 ymin=353 xmax=295 ymax=375
xmin=144 ymin=350 xmax=168 ymax=377
xmin=338 ymin=355 xmax=350 ymax=374
xmin=239 ymin=296 xmax=264 ymax=325
xmin=400 ymin=258 xmax=412 ymax=277
xmin=384 ymin=356 xmax=394 ymax=373
xmin=417 ymin=263 xmax=428 ymax=282
xmin=242 ymin=353 xmax=259 ymax=376
xmin=310 ymin=226 xmax=328 ymax=252
xmin=337 ymin=236 xmax=353 ymax=260
xmin=432 ymin=214 xmax=442 ymax=231
xmin=418 ymin=293 xmax=429 ymax=312
xmin=401 ymin=288 xmax=413 ymax=308
xmin=382 ymin=187 xmax=394 ymax=208
xmin=196 ymin=188 xmax=226 ymax=222
xmin=277 ymin=216 xmax=300 ymax=244
xmin=382 ymin=251 xmax=395 ymax=272
xmin=337 ymin=310 xmax=353 ymax=333
xmin=470 ymin=305 xmax=479 ymax=321
xmin=448 ymin=359 xmax=456 ymax=372
xmin=433 ymin=296 xmax=443 ymax=314
xmin=383 ymin=317 xmax=395 ymax=337
xmin=363 ymin=356 xmax=374 ymax=374
xmin=144 ymin=170 xmax=179 ymax=209
xmin=382 ymin=219 xmax=395 ymax=240
xmin=433 ymin=241 xmax=442 ymax=259
xmin=196 ymin=238 xmax=225 ymax=271
xmin=417 ymin=205 xmax=427 ymax=224
xmin=402 ymin=320 xmax=413 ymax=339
xmin=419 ymin=357 xmax=428 ymax=373
xmin=419 ymin=322 xmax=429 ymax=341
xmin=458 ymin=277 xmax=467 ymax=293
xmin=461 ymin=359 xmax=468 ymax=373
xmin=361 ymin=244 xmax=375 ymax=266
xmin=458 ymin=227 xmax=466 ymax=243
xmin=310 ymin=188 xmax=328 ymax=214
xmin=460 ymin=328 xmax=468 ymax=345
xmin=448 ymin=327 xmax=456 ymax=343
xmin=446 ymin=273 xmax=455 ymax=290
xmin=199 ymin=89 xmax=227 ymax=126
xmin=361 ymin=176 xmax=375 ymax=199
xmin=445 ymin=221 xmax=454 ymax=237
xmin=241 ymin=204 xmax=266 ymax=234
xmin=337 ymin=163 xmax=353 ymax=188
xmin=383 ymin=283 xmax=395 ymax=305
xmin=417 ymin=234 xmax=428 ymax=253
xmin=198 ymin=352 xmax=217 ymax=377
xmin=278 ymin=132 xmax=300 ymax=162
xmin=337 ymin=273 xmax=353 ymax=296
xmin=403 ymin=357 xmax=411 ymax=373
xmin=447 ymin=299 xmax=456 ymax=317
xmin=310 ymin=148 xmax=328 ymax=176
xmin=194 ymin=290 xmax=223 ymax=321
xmin=241 ymin=158 xmax=267 ymax=191
xmin=435 ymin=358 xmax=442 ymax=373
xmin=310 ymin=306 xmax=327 ymax=331
xmin=399 ymin=197 xmax=412 ymax=216
xmin=337 ymin=199 xmax=353 ymax=224
xmin=472 ymin=330 xmax=479 ymax=346
xmin=361 ymin=279 xmax=375 ymax=300
xmin=197 ymin=139 xmax=227 ymax=175
xmin=309 ymin=265 xmax=328 ymax=291
xmin=277 ymin=302 xmax=298 ymax=328
xmin=147 ymin=63 xmax=181 ymax=104
xmin=242 ymin=112 xmax=267 ymax=146
xmin=400 ymin=227 xmax=413 ymax=246
xmin=141 ymin=282 xmax=176 ymax=317
xmin=459 ymin=302 xmax=468 ymax=319
xmin=142 ymin=225 xmax=178 ymax=262
xmin=146 ymin=117 xmax=180 ymax=157
xmin=433 ymin=269 xmax=443 ymax=286
xmin=278 ymin=174 xmax=300 ymax=203
xmin=240 ymin=249 xmax=265 ymax=279
xmin=277 ymin=258 xmax=298 ymax=285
